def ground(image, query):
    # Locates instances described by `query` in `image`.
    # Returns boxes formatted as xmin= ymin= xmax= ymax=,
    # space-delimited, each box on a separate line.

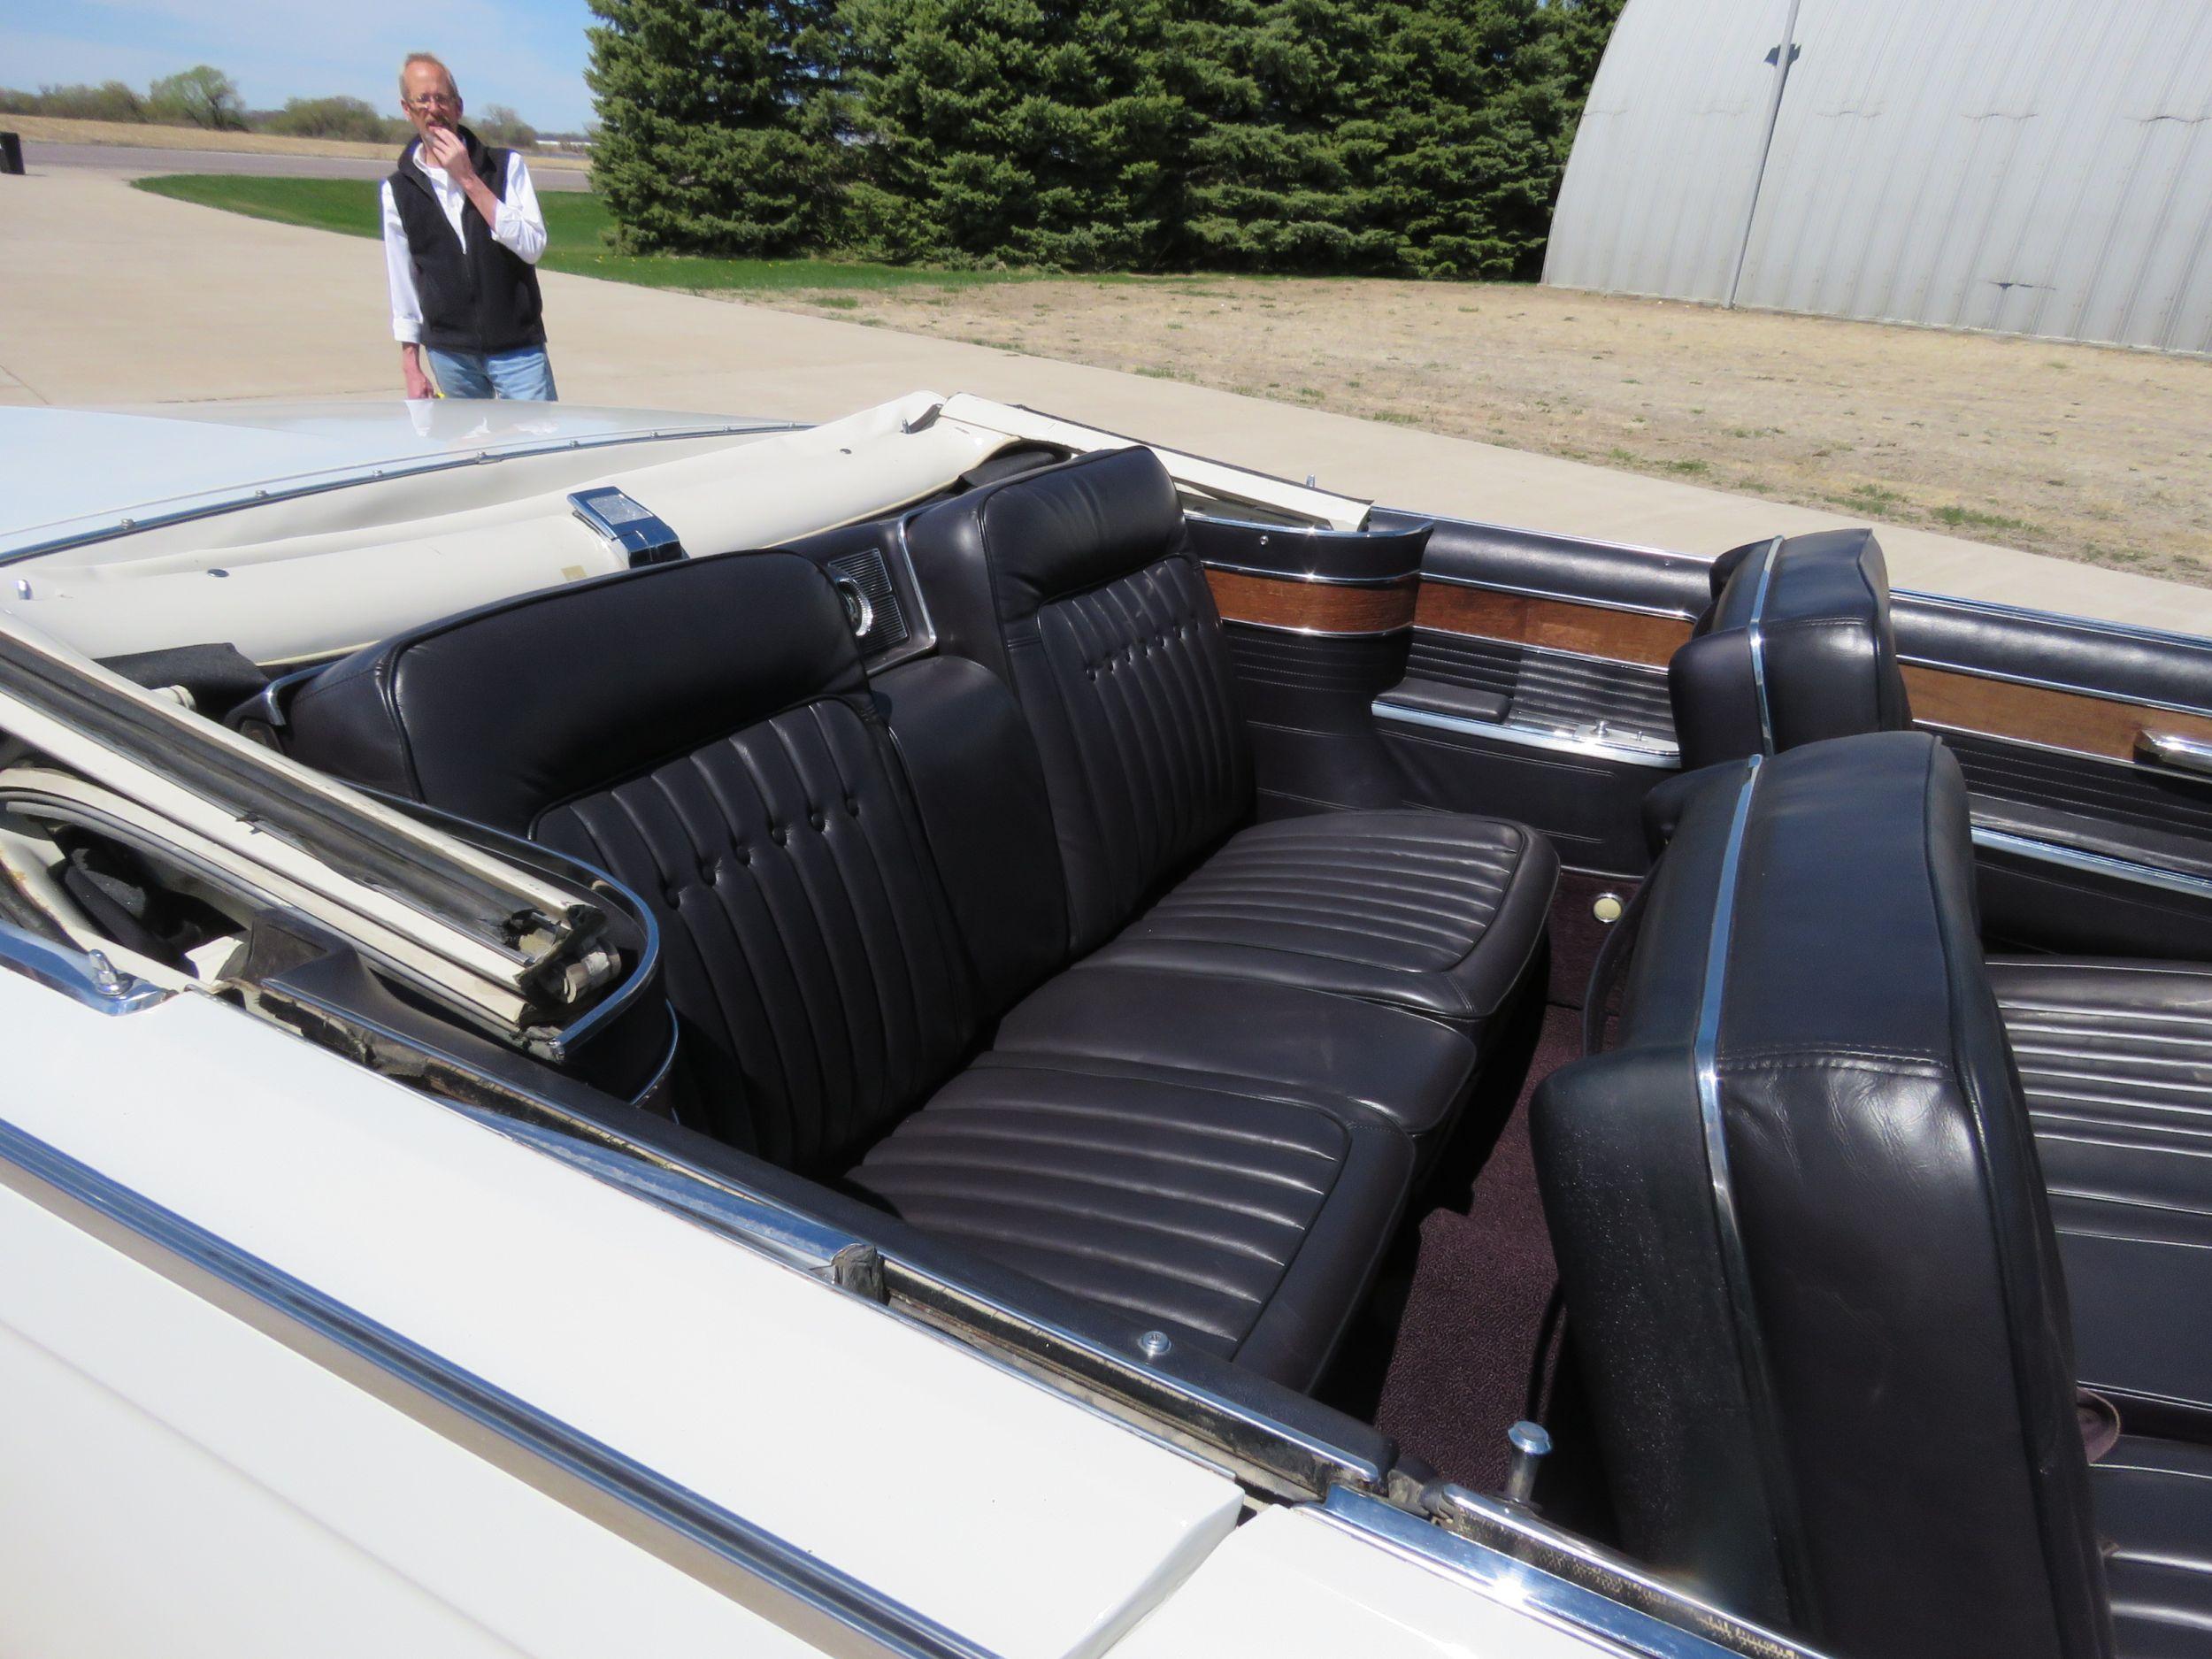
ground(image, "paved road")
xmin=1 ymin=168 xmax=2201 ymax=631
xmin=23 ymin=141 xmax=595 ymax=190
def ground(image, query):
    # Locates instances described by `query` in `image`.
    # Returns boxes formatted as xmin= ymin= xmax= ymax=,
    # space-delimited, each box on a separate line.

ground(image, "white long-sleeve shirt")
xmin=380 ymin=146 xmax=548 ymax=344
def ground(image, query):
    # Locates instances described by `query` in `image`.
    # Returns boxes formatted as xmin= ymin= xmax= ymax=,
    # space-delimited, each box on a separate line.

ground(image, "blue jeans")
xmin=426 ymin=343 xmax=557 ymax=401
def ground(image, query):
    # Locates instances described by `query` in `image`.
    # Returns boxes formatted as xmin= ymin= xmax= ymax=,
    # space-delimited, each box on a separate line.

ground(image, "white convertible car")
xmin=4 ymin=394 xmax=2208 ymax=1659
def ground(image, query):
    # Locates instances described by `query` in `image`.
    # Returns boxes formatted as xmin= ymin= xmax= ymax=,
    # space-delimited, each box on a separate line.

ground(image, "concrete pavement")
xmin=2 ymin=168 xmax=2204 ymax=632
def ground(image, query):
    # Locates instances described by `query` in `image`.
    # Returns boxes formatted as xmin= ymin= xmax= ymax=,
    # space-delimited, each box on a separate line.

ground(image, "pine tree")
xmin=1177 ymin=0 xmax=1397 ymax=273
xmin=841 ymin=0 xmax=1183 ymax=269
xmin=1369 ymin=0 xmax=1572 ymax=280
xmin=585 ymin=0 xmax=848 ymax=256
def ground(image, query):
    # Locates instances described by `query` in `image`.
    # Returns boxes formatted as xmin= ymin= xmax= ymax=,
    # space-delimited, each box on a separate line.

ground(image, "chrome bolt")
xmin=1504 ymin=1420 xmax=1552 ymax=1509
xmin=1138 ymin=1330 xmax=1173 ymax=1361
xmin=85 ymin=950 xmax=127 ymax=999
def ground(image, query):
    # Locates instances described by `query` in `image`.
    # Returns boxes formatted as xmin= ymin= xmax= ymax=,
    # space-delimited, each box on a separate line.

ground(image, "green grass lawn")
xmin=134 ymin=174 xmax=1025 ymax=296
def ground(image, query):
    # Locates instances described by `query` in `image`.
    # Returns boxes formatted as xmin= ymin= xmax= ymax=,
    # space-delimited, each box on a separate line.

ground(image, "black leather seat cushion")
xmin=1668 ymin=526 xmax=1911 ymax=772
xmin=1090 ymin=810 xmax=1556 ymax=1040
xmin=995 ymin=961 xmax=1478 ymax=1161
xmin=282 ymin=546 xmax=1432 ymax=1395
xmin=904 ymin=445 xmax=1555 ymax=1043
xmin=847 ymin=1051 xmax=1413 ymax=1390
xmin=1990 ymin=956 xmax=2212 ymax=1425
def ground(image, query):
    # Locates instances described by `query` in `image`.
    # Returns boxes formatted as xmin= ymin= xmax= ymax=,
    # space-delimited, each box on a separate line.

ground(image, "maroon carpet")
xmin=1360 ymin=871 xmax=1634 ymax=1490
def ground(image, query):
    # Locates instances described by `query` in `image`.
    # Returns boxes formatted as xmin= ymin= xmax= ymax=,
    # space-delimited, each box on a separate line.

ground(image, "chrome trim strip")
xmin=1201 ymin=559 xmax=1418 ymax=589
xmin=1895 ymin=586 xmax=2212 ymax=654
xmin=1411 ymin=569 xmax=1701 ymax=622
xmin=1 ymin=422 xmax=800 ymax=567
xmin=0 ymin=1113 xmax=997 ymax=1659
xmin=1320 ymin=1489 xmax=1809 ymax=1659
xmin=1970 ymin=826 xmax=2212 ymax=902
xmin=0 ymin=921 xmax=171 ymax=1015
xmin=1223 ymin=617 xmax=1410 ymax=641
xmin=1690 ymin=757 xmax=1814 ymax=1615
xmin=1894 ymin=653 xmax=2212 ymax=720
xmin=1373 ymin=698 xmax=1681 ymax=769
xmin=1745 ymin=535 xmax=1784 ymax=754
xmin=2137 ymin=730 xmax=2212 ymax=778
xmin=1405 ymin=1487 xmax=1824 ymax=1659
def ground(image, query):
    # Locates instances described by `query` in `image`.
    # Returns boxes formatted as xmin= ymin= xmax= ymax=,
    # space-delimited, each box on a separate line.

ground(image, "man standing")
xmin=381 ymin=53 xmax=556 ymax=401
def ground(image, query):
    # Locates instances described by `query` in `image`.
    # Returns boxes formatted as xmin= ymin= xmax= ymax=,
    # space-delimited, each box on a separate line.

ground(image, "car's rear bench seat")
xmin=282 ymin=449 xmax=1555 ymax=1391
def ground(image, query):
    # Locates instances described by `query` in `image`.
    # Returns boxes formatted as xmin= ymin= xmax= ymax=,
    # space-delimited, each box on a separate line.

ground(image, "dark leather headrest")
xmin=1536 ymin=731 xmax=2108 ymax=1657
xmin=286 ymin=551 xmax=864 ymax=833
xmin=907 ymin=446 xmax=1185 ymax=620
xmin=1669 ymin=528 xmax=1912 ymax=772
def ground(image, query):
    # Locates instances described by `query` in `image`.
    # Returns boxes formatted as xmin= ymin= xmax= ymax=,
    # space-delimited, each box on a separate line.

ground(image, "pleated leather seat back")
xmin=284 ymin=550 xmax=979 ymax=1171
xmin=1533 ymin=732 xmax=2110 ymax=1659
xmin=905 ymin=447 xmax=1254 ymax=951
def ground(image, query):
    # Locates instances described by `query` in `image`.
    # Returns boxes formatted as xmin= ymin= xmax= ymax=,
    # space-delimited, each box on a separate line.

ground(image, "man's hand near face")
xmin=420 ymin=120 xmax=503 ymax=233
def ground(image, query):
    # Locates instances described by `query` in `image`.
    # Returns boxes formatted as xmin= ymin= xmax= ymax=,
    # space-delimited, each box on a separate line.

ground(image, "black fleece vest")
xmin=388 ymin=127 xmax=546 ymax=355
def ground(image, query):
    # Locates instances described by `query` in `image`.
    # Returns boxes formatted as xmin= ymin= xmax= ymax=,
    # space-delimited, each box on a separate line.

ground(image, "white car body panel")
xmin=0 ymin=1183 xmax=825 ymax=1659
xmin=0 ymin=976 xmax=1242 ymax=1659
xmin=1118 ymin=1505 xmax=1618 ymax=1658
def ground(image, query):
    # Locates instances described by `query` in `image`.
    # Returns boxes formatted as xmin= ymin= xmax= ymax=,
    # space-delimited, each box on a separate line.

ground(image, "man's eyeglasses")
xmin=406 ymin=92 xmax=460 ymax=110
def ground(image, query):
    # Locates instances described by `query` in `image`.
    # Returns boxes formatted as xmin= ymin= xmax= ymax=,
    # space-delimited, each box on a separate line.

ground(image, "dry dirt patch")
xmin=740 ymin=276 xmax=2212 ymax=587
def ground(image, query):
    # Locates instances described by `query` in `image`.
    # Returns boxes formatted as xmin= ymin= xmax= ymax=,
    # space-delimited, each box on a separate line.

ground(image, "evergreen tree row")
xmin=586 ymin=0 xmax=1624 ymax=278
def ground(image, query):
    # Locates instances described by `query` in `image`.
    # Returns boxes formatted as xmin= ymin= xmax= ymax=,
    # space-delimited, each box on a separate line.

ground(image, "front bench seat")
xmin=902 ymin=443 xmax=1556 ymax=1043
xmin=1534 ymin=733 xmax=2116 ymax=1659
xmin=280 ymin=548 xmax=1440 ymax=1390
xmin=1658 ymin=530 xmax=2212 ymax=1450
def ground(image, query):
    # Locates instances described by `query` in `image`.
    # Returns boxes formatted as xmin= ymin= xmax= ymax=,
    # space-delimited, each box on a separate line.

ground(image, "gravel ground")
xmin=741 ymin=275 xmax=2212 ymax=586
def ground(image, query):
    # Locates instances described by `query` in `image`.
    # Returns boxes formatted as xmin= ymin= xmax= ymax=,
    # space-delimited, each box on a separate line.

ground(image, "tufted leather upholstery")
xmin=286 ymin=553 xmax=976 ymax=1164
xmin=849 ymin=1051 xmax=1413 ymax=1389
xmin=282 ymin=543 xmax=1482 ymax=1391
xmin=904 ymin=445 xmax=1250 ymax=952
xmin=1534 ymin=733 xmax=2114 ymax=1658
xmin=905 ymin=445 xmax=1556 ymax=1035
xmin=1094 ymin=812 xmax=1555 ymax=1041
xmin=1668 ymin=527 xmax=1912 ymax=773
xmin=1989 ymin=956 xmax=2212 ymax=1429
xmin=993 ymin=962 xmax=1478 ymax=1158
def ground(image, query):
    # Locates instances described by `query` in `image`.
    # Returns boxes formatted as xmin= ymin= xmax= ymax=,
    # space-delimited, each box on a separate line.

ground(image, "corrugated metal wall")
xmin=1543 ymin=0 xmax=2212 ymax=353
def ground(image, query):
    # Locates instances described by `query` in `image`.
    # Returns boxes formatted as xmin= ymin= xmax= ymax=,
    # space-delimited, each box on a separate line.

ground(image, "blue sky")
xmin=2 ymin=0 xmax=601 ymax=131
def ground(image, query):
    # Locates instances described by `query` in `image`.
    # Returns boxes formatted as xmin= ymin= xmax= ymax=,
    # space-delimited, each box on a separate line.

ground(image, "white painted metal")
xmin=0 ymin=1182 xmax=829 ymax=1659
xmin=2 ymin=395 xmax=1006 ymax=664
xmin=0 ymin=979 xmax=1243 ymax=1659
xmin=1111 ymin=1505 xmax=1611 ymax=1658
xmin=1546 ymin=0 xmax=2212 ymax=353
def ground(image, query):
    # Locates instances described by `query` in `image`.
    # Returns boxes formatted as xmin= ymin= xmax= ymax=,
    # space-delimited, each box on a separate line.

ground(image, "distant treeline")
xmin=1 ymin=67 xmax=546 ymax=150
xmin=585 ymin=0 xmax=1622 ymax=277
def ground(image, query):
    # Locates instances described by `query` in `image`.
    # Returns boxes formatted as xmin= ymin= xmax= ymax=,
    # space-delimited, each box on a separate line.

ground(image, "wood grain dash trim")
xmin=1903 ymin=666 xmax=2212 ymax=764
xmin=1207 ymin=569 xmax=1417 ymax=635
xmin=1415 ymin=584 xmax=1693 ymax=668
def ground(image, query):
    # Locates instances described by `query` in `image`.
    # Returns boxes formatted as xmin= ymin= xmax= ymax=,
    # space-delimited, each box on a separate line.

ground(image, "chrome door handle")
xmin=2137 ymin=730 xmax=2212 ymax=777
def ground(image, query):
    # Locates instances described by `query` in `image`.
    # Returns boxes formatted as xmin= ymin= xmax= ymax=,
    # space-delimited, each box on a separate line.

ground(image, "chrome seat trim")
xmin=1970 ymin=825 xmax=2212 ymax=902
